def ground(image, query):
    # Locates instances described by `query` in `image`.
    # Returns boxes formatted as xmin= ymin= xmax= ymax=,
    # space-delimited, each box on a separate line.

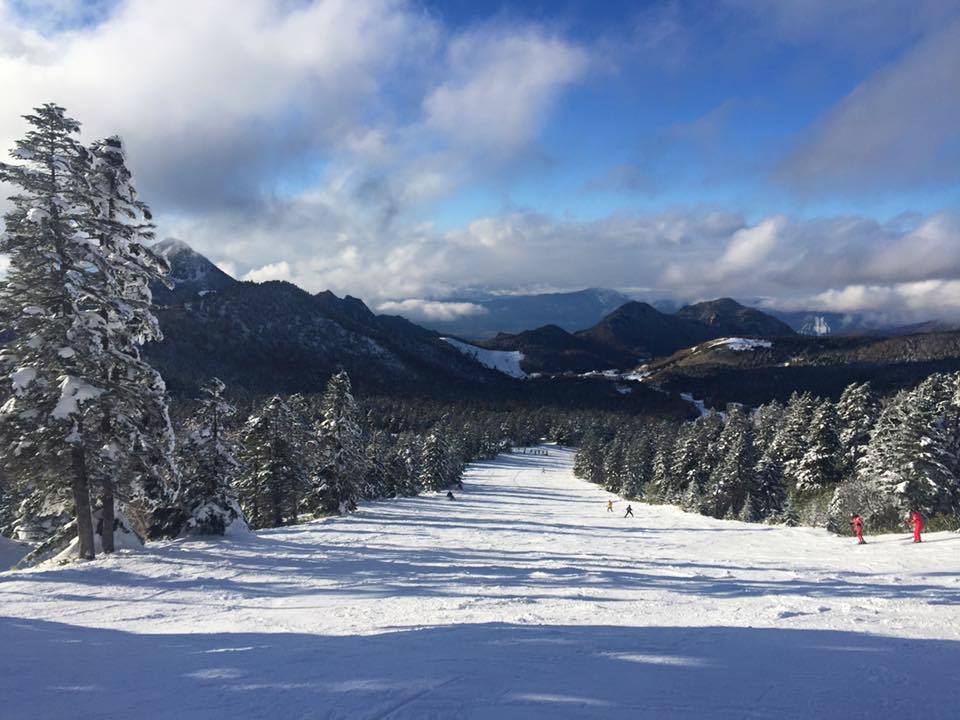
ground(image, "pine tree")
xmin=418 ymin=428 xmax=457 ymax=492
xmin=704 ymin=406 xmax=755 ymax=518
xmin=794 ymin=401 xmax=843 ymax=493
xmin=574 ymin=433 xmax=605 ymax=486
xmin=81 ymin=135 xmax=175 ymax=552
xmin=836 ymin=382 xmax=880 ymax=477
xmin=236 ymin=396 xmax=310 ymax=529
xmin=777 ymin=392 xmax=817 ymax=488
xmin=308 ymin=371 xmax=366 ymax=515
xmin=177 ymin=379 xmax=246 ymax=535
xmin=0 ymin=105 xmax=172 ymax=559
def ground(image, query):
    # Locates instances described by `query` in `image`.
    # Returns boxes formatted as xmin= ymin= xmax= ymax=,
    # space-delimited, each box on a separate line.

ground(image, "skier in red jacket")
xmin=850 ymin=513 xmax=865 ymax=544
xmin=909 ymin=510 xmax=924 ymax=543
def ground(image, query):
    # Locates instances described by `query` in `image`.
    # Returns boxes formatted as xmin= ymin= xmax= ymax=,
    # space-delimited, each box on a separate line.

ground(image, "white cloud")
xmin=423 ymin=26 xmax=588 ymax=156
xmin=376 ymin=299 xmax=487 ymax=322
xmin=778 ymin=15 xmax=960 ymax=191
xmin=243 ymin=261 xmax=291 ymax=284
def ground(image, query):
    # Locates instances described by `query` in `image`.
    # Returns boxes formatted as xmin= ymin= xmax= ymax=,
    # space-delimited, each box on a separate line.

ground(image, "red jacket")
xmin=851 ymin=516 xmax=863 ymax=532
xmin=910 ymin=512 xmax=924 ymax=530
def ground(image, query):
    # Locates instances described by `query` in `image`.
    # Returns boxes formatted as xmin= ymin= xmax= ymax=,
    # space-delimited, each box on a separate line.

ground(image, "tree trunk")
xmin=101 ymin=479 xmax=115 ymax=554
xmin=70 ymin=443 xmax=96 ymax=560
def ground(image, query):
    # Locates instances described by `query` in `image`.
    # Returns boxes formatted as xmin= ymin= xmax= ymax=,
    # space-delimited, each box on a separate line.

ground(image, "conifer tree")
xmin=794 ymin=401 xmax=843 ymax=492
xmin=836 ymin=382 xmax=880 ymax=476
xmin=177 ymin=378 xmax=246 ymax=535
xmin=236 ymin=396 xmax=310 ymax=529
xmin=309 ymin=371 xmax=366 ymax=514
xmin=0 ymin=105 xmax=173 ymax=559
xmin=705 ymin=406 xmax=755 ymax=517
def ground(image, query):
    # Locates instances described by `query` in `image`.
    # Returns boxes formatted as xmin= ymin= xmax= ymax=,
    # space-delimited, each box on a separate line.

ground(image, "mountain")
xmin=576 ymin=302 xmax=719 ymax=360
xmin=152 ymin=238 xmax=237 ymax=304
xmin=479 ymin=299 xmax=798 ymax=373
xmin=676 ymin=298 xmax=795 ymax=337
xmin=415 ymin=288 xmax=632 ymax=339
xmin=479 ymin=324 xmax=636 ymax=374
xmin=638 ymin=331 xmax=960 ymax=408
xmin=142 ymin=242 xmax=686 ymax=413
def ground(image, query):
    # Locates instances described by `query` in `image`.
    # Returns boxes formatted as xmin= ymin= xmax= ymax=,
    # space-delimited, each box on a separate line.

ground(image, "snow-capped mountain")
xmin=152 ymin=238 xmax=237 ymax=304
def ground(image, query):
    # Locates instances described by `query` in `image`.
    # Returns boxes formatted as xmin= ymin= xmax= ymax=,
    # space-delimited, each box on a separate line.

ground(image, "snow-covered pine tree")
xmin=573 ymin=433 xmax=605 ymax=486
xmin=620 ymin=431 xmax=653 ymax=499
xmin=777 ymin=391 xmax=818 ymax=488
xmin=80 ymin=135 xmax=176 ymax=552
xmin=753 ymin=444 xmax=786 ymax=520
xmin=236 ymin=396 xmax=310 ymax=529
xmin=704 ymin=406 xmax=755 ymax=518
xmin=177 ymin=378 xmax=246 ymax=535
xmin=0 ymin=104 xmax=157 ymax=560
xmin=873 ymin=375 xmax=953 ymax=517
xmin=418 ymin=429 xmax=454 ymax=492
xmin=601 ymin=433 xmax=628 ymax=493
xmin=307 ymin=371 xmax=366 ymax=515
xmin=793 ymin=400 xmax=843 ymax=493
xmin=836 ymin=382 xmax=880 ymax=477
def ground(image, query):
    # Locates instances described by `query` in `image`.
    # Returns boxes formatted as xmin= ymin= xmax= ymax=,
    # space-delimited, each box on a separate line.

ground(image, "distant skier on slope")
xmin=908 ymin=510 xmax=924 ymax=543
xmin=850 ymin=513 xmax=866 ymax=544
xmin=447 ymin=491 xmax=456 ymax=500
xmin=624 ymin=505 xmax=634 ymax=518
xmin=607 ymin=500 xmax=614 ymax=513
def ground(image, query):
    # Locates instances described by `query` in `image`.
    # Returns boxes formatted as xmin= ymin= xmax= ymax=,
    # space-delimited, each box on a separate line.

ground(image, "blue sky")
xmin=1 ymin=0 xmax=960 ymax=320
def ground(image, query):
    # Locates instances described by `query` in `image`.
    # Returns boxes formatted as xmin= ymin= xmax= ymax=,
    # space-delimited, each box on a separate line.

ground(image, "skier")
xmin=624 ymin=505 xmax=634 ymax=518
xmin=850 ymin=513 xmax=866 ymax=544
xmin=606 ymin=500 xmax=614 ymax=513
xmin=908 ymin=509 xmax=924 ymax=543
xmin=446 ymin=490 xmax=456 ymax=501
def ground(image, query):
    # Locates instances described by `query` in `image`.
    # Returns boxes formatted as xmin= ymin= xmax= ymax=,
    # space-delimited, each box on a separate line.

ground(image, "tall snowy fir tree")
xmin=81 ymin=135 xmax=176 ymax=551
xmin=236 ymin=396 xmax=310 ymax=529
xmin=177 ymin=378 xmax=246 ymax=535
xmin=836 ymin=382 xmax=880 ymax=476
xmin=309 ymin=371 xmax=366 ymax=515
xmin=705 ymin=406 xmax=755 ymax=518
xmin=0 ymin=105 xmax=174 ymax=560
xmin=793 ymin=401 xmax=843 ymax=493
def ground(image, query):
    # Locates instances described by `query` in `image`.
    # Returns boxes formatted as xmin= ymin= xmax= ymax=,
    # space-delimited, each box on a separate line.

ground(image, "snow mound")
xmin=441 ymin=337 xmax=526 ymax=378
xmin=705 ymin=337 xmax=773 ymax=352
xmin=0 ymin=536 xmax=31 ymax=570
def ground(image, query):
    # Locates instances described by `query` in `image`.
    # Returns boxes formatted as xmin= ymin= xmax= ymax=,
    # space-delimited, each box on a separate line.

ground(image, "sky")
xmin=1 ymin=0 xmax=959 ymax=323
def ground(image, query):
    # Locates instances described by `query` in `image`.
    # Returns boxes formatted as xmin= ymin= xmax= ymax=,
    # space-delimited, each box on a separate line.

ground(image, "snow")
xmin=441 ymin=337 xmax=527 ymax=378
xmin=680 ymin=391 xmax=710 ymax=417
xmin=0 ymin=536 xmax=31 ymax=570
xmin=10 ymin=367 xmax=37 ymax=392
xmin=3 ymin=447 xmax=960 ymax=718
xmin=705 ymin=337 xmax=773 ymax=351
xmin=51 ymin=375 xmax=104 ymax=420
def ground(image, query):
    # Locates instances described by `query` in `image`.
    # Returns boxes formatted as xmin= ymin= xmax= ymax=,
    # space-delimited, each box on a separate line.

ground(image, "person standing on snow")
xmin=607 ymin=500 xmax=614 ymax=513
xmin=850 ymin=513 xmax=866 ymax=544
xmin=908 ymin=510 xmax=924 ymax=543
xmin=624 ymin=505 xmax=634 ymax=518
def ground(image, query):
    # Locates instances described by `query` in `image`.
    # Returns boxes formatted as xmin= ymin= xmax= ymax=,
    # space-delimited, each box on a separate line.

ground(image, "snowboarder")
xmin=908 ymin=510 xmax=924 ymax=543
xmin=606 ymin=500 xmax=614 ymax=512
xmin=850 ymin=513 xmax=866 ymax=544
xmin=624 ymin=505 xmax=634 ymax=518
xmin=446 ymin=491 xmax=456 ymax=501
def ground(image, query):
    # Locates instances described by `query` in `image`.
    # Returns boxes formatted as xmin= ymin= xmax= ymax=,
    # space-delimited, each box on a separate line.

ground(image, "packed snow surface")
xmin=441 ymin=337 xmax=526 ymax=378
xmin=3 ymin=447 xmax=960 ymax=719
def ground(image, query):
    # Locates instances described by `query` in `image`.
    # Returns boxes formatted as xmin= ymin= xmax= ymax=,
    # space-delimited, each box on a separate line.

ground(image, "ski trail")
xmin=2 ymin=446 xmax=960 ymax=719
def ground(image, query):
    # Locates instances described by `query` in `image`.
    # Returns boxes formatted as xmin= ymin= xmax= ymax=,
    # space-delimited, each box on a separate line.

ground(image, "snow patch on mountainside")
xmin=800 ymin=316 xmax=832 ymax=335
xmin=705 ymin=337 xmax=773 ymax=351
xmin=441 ymin=337 xmax=526 ymax=378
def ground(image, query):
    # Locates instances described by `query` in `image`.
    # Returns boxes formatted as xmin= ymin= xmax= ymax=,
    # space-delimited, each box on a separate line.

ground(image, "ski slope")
xmin=2 ymin=447 xmax=959 ymax=719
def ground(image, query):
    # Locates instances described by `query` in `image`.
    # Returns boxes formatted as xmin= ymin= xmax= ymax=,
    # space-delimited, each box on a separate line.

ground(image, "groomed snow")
xmin=2 ymin=447 xmax=960 ymax=719
xmin=441 ymin=337 xmax=527 ymax=378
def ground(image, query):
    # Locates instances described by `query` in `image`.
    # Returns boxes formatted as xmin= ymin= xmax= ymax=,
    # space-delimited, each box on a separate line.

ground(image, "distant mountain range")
xmin=145 ymin=241 xmax=960 ymax=410
xmin=417 ymin=288 xmax=632 ymax=338
xmin=479 ymin=298 xmax=795 ymax=374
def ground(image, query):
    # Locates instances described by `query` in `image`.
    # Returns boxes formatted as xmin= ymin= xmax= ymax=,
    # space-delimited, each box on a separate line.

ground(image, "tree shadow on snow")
xmin=2 ymin=617 xmax=958 ymax=720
